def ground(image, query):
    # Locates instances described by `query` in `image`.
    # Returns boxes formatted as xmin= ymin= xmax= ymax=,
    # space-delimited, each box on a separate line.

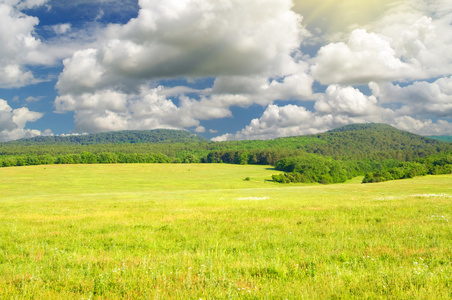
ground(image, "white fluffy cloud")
xmin=2 ymin=0 xmax=451 ymax=141
xmin=210 ymin=68 xmax=314 ymax=106
xmin=391 ymin=116 xmax=452 ymax=136
xmin=55 ymin=71 xmax=316 ymax=134
xmin=194 ymin=126 xmax=206 ymax=133
xmin=207 ymin=0 xmax=451 ymax=141
xmin=54 ymin=0 xmax=452 ymax=139
xmin=311 ymin=1 xmax=452 ymax=85
xmin=55 ymin=89 xmax=128 ymax=113
xmin=1 ymin=0 xmax=122 ymax=90
xmin=0 ymin=64 xmax=37 ymax=89
xmin=311 ymin=29 xmax=414 ymax=85
xmin=0 ymin=0 xmax=86 ymax=88
xmin=56 ymin=0 xmax=307 ymax=95
xmin=0 ymin=3 xmax=43 ymax=87
xmin=372 ymin=76 xmax=452 ymax=118
xmin=55 ymin=86 xmax=201 ymax=133
xmin=0 ymin=99 xmax=48 ymax=141
xmin=53 ymin=0 xmax=316 ymax=133
xmin=213 ymin=102 xmax=452 ymax=141
xmin=212 ymin=104 xmax=339 ymax=141
xmin=385 ymin=14 xmax=452 ymax=79
xmin=52 ymin=23 xmax=71 ymax=35
xmin=213 ymin=81 xmax=452 ymax=141
xmin=212 ymin=85 xmax=388 ymax=141
xmin=315 ymin=85 xmax=381 ymax=116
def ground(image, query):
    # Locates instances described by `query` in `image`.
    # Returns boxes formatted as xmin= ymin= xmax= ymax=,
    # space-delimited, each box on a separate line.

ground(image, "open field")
xmin=0 ymin=164 xmax=451 ymax=299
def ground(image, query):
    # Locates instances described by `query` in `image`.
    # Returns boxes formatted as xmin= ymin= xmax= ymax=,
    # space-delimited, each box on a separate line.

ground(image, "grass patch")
xmin=0 ymin=164 xmax=451 ymax=299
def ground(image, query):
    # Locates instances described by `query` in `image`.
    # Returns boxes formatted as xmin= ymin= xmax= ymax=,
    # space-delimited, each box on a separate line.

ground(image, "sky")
xmin=1 ymin=0 xmax=452 ymax=142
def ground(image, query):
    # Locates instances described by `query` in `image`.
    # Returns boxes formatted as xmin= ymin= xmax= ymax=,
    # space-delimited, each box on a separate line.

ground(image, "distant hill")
xmin=202 ymin=123 xmax=451 ymax=162
xmin=327 ymin=123 xmax=394 ymax=133
xmin=301 ymin=123 xmax=450 ymax=160
xmin=0 ymin=124 xmax=450 ymax=164
xmin=5 ymin=129 xmax=208 ymax=145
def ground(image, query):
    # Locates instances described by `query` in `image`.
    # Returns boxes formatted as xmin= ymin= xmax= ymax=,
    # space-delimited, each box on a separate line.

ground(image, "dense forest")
xmin=1 ymin=124 xmax=452 ymax=184
xmin=7 ymin=129 xmax=208 ymax=145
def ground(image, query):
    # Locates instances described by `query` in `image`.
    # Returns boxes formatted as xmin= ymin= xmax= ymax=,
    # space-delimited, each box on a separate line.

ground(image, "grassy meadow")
xmin=0 ymin=164 xmax=451 ymax=299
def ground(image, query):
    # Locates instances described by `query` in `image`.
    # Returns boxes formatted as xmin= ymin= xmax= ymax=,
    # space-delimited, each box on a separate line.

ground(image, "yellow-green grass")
xmin=0 ymin=164 xmax=451 ymax=299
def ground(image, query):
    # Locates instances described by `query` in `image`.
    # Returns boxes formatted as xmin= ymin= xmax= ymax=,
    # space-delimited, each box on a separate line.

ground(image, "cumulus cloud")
xmin=54 ymin=0 xmax=452 ymax=140
xmin=213 ymin=82 xmax=452 ymax=141
xmin=311 ymin=29 xmax=414 ymax=85
xmin=0 ymin=0 xmax=109 ymax=89
xmin=0 ymin=0 xmax=90 ymax=88
xmin=12 ymin=107 xmax=43 ymax=128
xmin=0 ymin=2 xmax=43 ymax=87
xmin=0 ymin=64 xmax=38 ymax=88
xmin=210 ymin=67 xmax=314 ymax=106
xmin=311 ymin=0 xmax=452 ymax=85
xmin=292 ymin=0 xmax=400 ymax=36
xmin=52 ymin=23 xmax=71 ymax=35
xmin=56 ymin=0 xmax=307 ymax=95
xmin=55 ymin=86 xmax=201 ymax=133
xmin=372 ymin=76 xmax=452 ymax=118
xmin=0 ymin=98 xmax=48 ymax=142
xmin=55 ymin=89 xmax=128 ymax=113
xmin=371 ymin=0 xmax=452 ymax=79
xmin=315 ymin=85 xmax=381 ymax=116
xmin=3 ymin=0 xmax=451 ymax=141
xmin=213 ymin=85 xmax=387 ymax=141
xmin=53 ymin=0 xmax=316 ymax=134
xmin=0 ymin=4 xmax=40 ymax=59
xmin=194 ymin=126 xmax=205 ymax=133
xmin=391 ymin=15 xmax=452 ymax=79
xmin=212 ymin=104 xmax=337 ymax=141
xmin=55 ymin=70 xmax=315 ymax=134
xmin=213 ymin=102 xmax=452 ymax=141
xmin=391 ymin=117 xmax=452 ymax=136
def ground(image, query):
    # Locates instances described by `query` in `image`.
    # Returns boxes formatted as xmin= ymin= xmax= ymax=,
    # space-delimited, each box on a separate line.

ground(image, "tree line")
xmin=1 ymin=124 xmax=452 ymax=184
xmin=362 ymin=153 xmax=452 ymax=183
xmin=0 ymin=152 xmax=171 ymax=167
xmin=0 ymin=148 xmax=307 ymax=168
xmin=271 ymin=152 xmax=452 ymax=184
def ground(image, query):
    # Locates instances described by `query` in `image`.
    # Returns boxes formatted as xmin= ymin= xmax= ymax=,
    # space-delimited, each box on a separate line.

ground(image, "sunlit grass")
xmin=0 ymin=164 xmax=451 ymax=299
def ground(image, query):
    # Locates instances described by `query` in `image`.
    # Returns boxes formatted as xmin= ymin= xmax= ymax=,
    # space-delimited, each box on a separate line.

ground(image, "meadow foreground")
xmin=0 ymin=164 xmax=451 ymax=299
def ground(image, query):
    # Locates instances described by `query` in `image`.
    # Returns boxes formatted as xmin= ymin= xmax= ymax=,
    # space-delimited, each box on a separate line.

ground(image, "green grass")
xmin=0 ymin=164 xmax=451 ymax=299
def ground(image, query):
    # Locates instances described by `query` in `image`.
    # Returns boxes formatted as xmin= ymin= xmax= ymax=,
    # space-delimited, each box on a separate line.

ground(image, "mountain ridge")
xmin=4 ymin=123 xmax=441 ymax=145
xmin=0 ymin=123 xmax=450 ymax=163
xmin=4 ymin=129 xmax=208 ymax=145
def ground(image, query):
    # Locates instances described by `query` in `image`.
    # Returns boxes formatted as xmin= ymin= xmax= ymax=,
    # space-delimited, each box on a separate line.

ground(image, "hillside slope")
xmin=301 ymin=123 xmax=449 ymax=160
xmin=0 ymin=124 xmax=450 ymax=164
xmin=5 ymin=129 xmax=208 ymax=145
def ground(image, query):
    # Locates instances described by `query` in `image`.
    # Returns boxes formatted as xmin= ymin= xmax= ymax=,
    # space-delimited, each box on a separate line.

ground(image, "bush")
xmin=274 ymin=154 xmax=355 ymax=184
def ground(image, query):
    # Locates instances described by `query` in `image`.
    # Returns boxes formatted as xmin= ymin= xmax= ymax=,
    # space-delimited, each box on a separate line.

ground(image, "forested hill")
xmin=301 ymin=123 xmax=450 ymax=160
xmin=0 ymin=123 xmax=450 ymax=164
xmin=1 ymin=123 xmax=451 ymax=184
xmin=6 ymin=129 xmax=208 ymax=145
xmin=327 ymin=123 xmax=398 ymax=133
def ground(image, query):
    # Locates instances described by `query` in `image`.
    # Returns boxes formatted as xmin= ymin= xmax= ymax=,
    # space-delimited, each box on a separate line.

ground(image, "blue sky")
xmin=0 ymin=0 xmax=451 ymax=142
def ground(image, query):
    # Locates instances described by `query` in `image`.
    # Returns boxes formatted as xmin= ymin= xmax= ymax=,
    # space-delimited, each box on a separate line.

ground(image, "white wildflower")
xmin=237 ymin=197 xmax=269 ymax=201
